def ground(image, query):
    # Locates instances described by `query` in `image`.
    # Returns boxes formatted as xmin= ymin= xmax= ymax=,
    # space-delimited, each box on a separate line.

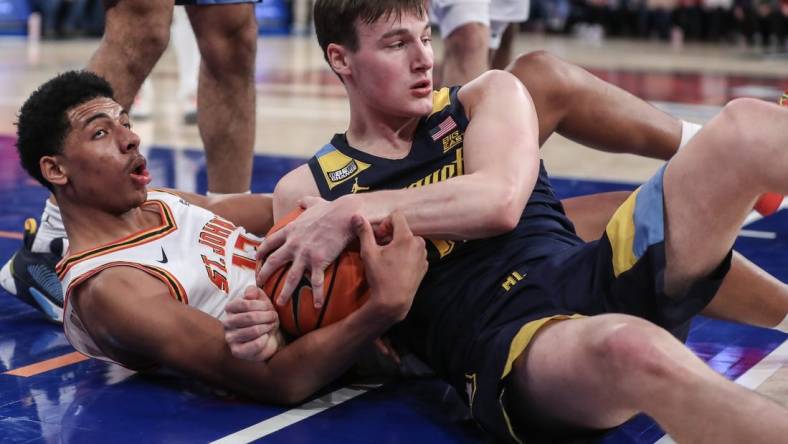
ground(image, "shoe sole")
xmin=0 ymin=254 xmax=18 ymax=295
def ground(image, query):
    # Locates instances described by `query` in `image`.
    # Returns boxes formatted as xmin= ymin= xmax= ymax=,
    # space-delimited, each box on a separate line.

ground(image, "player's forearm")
xmin=257 ymin=304 xmax=397 ymax=404
xmin=345 ymin=170 xmax=537 ymax=240
xmin=173 ymin=189 xmax=274 ymax=235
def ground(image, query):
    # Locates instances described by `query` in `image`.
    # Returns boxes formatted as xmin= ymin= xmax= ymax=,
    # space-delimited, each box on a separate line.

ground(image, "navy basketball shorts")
xmin=463 ymin=164 xmax=732 ymax=443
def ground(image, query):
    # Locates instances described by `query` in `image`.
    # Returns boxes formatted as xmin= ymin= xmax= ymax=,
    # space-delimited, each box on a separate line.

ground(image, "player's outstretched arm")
xmin=166 ymin=189 xmax=275 ymax=236
xmin=73 ymin=214 xmax=426 ymax=403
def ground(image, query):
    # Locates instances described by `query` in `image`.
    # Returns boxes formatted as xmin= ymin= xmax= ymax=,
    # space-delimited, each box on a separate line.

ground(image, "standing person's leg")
xmin=87 ymin=0 xmax=174 ymax=110
xmin=187 ymin=3 xmax=257 ymax=193
xmin=505 ymin=313 xmax=788 ymax=443
xmin=489 ymin=22 xmax=517 ymax=70
xmin=171 ymin=6 xmax=200 ymax=124
xmin=433 ymin=1 xmax=492 ymax=86
xmin=489 ymin=0 xmax=530 ymax=69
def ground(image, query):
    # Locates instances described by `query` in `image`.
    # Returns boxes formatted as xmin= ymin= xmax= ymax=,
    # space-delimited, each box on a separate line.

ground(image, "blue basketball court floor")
xmin=0 ymin=138 xmax=786 ymax=443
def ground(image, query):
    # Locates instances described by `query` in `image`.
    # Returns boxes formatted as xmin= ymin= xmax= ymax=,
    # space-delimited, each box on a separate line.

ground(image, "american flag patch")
xmin=429 ymin=116 xmax=457 ymax=141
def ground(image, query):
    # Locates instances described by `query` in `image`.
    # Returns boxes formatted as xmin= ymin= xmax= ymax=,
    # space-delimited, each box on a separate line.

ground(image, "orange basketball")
xmin=261 ymin=208 xmax=369 ymax=337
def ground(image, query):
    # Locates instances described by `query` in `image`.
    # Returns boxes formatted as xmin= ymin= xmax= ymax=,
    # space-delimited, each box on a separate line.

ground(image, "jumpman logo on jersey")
xmin=351 ymin=177 xmax=370 ymax=194
xmin=156 ymin=247 xmax=168 ymax=264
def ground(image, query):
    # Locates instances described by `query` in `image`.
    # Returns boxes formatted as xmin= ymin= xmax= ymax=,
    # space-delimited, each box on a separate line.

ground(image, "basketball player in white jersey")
xmin=15 ymin=70 xmax=429 ymax=403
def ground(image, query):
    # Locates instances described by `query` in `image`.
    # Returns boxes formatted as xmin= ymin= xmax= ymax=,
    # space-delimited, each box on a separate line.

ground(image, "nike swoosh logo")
xmin=156 ymin=247 xmax=168 ymax=264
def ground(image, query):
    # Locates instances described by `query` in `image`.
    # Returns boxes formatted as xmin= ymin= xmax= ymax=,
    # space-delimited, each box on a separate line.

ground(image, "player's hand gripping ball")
xmin=260 ymin=209 xmax=369 ymax=337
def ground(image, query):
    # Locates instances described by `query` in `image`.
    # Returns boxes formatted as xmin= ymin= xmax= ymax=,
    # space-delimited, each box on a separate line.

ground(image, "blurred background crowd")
xmin=0 ymin=0 xmax=783 ymax=50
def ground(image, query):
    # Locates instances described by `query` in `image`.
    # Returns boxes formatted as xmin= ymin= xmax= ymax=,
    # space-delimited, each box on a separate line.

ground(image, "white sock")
xmin=775 ymin=314 xmax=788 ymax=333
xmin=678 ymin=120 xmax=702 ymax=150
xmin=32 ymin=200 xmax=67 ymax=254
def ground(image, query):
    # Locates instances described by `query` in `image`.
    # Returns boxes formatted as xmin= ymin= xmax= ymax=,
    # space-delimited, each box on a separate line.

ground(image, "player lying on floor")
xmin=15 ymin=70 xmax=429 ymax=403
xmin=4 ymin=52 xmax=786 ymax=334
xmin=227 ymin=1 xmax=788 ymax=443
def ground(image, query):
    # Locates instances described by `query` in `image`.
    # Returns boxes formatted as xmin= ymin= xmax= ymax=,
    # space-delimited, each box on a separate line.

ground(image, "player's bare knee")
xmin=591 ymin=315 xmax=677 ymax=385
xmin=509 ymin=51 xmax=579 ymax=112
xmin=105 ymin=0 xmax=172 ymax=51
xmin=444 ymin=23 xmax=488 ymax=57
xmin=510 ymin=51 xmax=566 ymax=82
xmin=104 ymin=19 xmax=169 ymax=68
xmin=198 ymin=15 xmax=257 ymax=75
xmin=715 ymin=98 xmax=770 ymax=155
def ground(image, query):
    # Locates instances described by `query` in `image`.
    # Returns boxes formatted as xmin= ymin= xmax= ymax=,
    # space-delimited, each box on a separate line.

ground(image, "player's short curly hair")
xmin=16 ymin=70 xmax=115 ymax=192
xmin=314 ymin=0 xmax=427 ymax=64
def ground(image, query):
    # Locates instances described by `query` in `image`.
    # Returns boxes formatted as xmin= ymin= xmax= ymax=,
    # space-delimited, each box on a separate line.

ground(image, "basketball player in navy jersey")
xmin=239 ymin=1 xmax=788 ymax=442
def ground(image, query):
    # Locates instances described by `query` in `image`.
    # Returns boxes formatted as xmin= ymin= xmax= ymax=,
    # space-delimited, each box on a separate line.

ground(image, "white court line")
xmin=654 ymin=338 xmax=788 ymax=444
xmin=739 ymin=229 xmax=777 ymax=240
xmin=210 ymin=384 xmax=380 ymax=444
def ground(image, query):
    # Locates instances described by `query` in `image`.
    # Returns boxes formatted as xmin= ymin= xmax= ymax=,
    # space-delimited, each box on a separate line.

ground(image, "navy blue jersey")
xmin=307 ymin=87 xmax=729 ymax=443
xmin=307 ymin=86 xmax=583 ymax=388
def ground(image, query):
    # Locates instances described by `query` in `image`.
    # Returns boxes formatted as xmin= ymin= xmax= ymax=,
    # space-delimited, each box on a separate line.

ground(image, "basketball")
xmin=261 ymin=208 xmax=369 ymax=337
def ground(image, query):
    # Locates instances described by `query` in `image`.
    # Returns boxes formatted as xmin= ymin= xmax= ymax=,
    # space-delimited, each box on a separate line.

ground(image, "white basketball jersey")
xmin=58 ymin=190 xmax=262 ymax=363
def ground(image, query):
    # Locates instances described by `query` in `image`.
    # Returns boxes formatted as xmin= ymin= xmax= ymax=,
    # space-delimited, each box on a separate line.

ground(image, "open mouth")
xmin=129 ymin=156 xmax=151 ymax=185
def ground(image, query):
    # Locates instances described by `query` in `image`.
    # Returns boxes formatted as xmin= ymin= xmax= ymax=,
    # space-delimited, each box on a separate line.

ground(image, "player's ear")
xmin=40 ymin=155 xmax=68 ymax=187
xmin=327 ymin=43 xmax=351 ymax=77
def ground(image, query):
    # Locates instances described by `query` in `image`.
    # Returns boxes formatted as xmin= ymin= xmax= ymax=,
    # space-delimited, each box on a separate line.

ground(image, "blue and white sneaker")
xmin=0 ymin=218 xmax=64 ymax=324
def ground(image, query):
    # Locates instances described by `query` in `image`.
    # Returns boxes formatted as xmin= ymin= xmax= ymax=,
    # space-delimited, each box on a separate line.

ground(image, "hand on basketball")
xmin=223 ymin=286 xmax=282 ymax=362
xmin=355 ymin=211 xmax=428 ymax=322
xmin=256 ymin=196 xmax=359 ymax=309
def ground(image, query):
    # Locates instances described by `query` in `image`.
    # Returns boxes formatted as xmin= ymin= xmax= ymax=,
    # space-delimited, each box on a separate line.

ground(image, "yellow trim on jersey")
xmin=499 ymin=389 xmax=524 ymax=444
xmin=56 ymin=200 xmax=177 ymax=279
xmin=316 ymin=149 xmax=371 ymax=190
xmin=502 ymin=314 xmax=584 ymax=379
xmin=429 ymin=239 xmax=456 ymax=258
xmin=430 ymin=87 xmax=451 ymax=116
xmin=605 ymin=188 xmax=640 ymax=277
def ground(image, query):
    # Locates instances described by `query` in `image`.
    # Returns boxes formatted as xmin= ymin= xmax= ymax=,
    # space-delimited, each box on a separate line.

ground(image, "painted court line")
xmin=655 ymin=338 xmax=788 ymax=444
xmin=0 ymin=230 xmax=22 ymax=240
xmin=743 ymin=201 xmax=787 ymax=227
xmin=739 ymin=229 xmax=777 ymax=240
xmin=210 ymin=384 xmax=380 ymax=444
xmin=3 ymin=351 xmax=89 ymax=377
